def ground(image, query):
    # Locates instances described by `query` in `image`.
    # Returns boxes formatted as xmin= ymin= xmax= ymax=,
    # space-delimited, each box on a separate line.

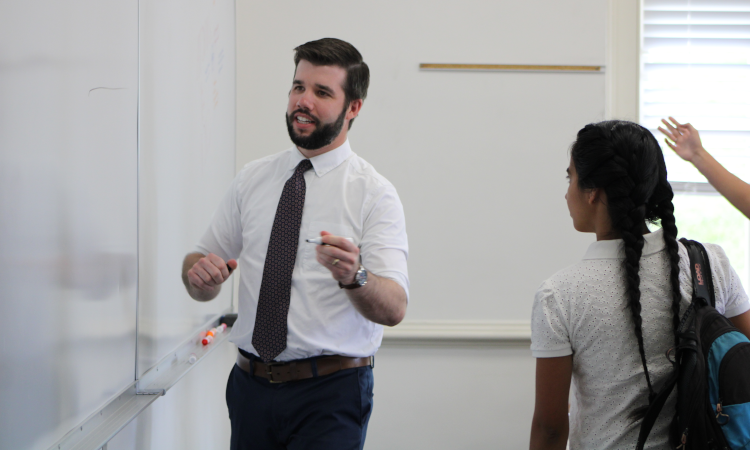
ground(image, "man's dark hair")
xmin=293 ymin=38 xmax=369 ymax=129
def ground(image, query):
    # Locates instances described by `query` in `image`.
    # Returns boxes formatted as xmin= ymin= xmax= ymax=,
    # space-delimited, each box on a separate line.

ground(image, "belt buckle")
xmin=265 ymin=361 xmax=285 ymax=383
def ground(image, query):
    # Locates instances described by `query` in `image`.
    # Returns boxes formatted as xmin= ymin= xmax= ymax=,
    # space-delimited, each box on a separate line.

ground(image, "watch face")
xmin=354 ymin=267 xmax=367 ymax=285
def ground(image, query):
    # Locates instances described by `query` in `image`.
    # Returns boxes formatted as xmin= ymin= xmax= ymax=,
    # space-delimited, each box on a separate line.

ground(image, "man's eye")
xmin=318 ymin=91 xmax=329 ymax=97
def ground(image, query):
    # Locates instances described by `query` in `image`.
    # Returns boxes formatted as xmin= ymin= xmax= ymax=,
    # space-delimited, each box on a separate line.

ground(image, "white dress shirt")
xmin=531 ymin=229 xmax=749 ymax=449
xmin=196 ymin=140 xmax=409 ymax=361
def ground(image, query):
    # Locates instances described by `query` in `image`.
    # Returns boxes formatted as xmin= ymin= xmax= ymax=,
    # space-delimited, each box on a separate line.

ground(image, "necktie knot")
xmin=296 ymin=159 xmax=313 ymax=174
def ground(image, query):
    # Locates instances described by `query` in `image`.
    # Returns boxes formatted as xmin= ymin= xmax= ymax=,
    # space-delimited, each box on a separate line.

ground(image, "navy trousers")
xmin=226 ymin=355 xmax=374 ymax=450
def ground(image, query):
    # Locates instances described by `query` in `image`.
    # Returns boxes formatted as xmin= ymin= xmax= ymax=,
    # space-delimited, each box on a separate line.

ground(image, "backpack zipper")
xmin=676 ymin=429 xmax=689 ymax=449
xmin=716 ymin=399 xmax=730 ymax=425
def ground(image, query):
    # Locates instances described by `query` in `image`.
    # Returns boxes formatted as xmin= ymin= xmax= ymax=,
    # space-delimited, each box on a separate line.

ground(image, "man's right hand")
xmin=183 ymin=252 xmax=237 ymax=300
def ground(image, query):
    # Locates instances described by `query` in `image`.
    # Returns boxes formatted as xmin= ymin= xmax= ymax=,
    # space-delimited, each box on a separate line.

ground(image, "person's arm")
xmin=182 ymin=252 xmax=237 ymax=302
xmin=730 ymin=310 xmax=750 ymax=339
xmin=530 ymin=356 xmax=572 ymax=450
xmin=659 ymin=117 xmax=750 ymax=218
xmin=315 ymin=231 xmax=407 ymax=326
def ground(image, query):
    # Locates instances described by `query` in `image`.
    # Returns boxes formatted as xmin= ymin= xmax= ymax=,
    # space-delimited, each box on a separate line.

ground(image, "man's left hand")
xmin=315 ymin=230 xmax=360 ymax=284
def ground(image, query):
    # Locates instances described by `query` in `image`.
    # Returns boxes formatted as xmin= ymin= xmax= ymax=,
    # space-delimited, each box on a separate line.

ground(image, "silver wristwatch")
xmin=339 ymin=265 xmax=367 ymax=289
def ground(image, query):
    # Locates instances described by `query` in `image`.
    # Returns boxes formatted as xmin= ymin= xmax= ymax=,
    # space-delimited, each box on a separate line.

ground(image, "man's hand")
xmin=182 ymin=252 xmax=237 ymax=301
xmin=658 ymin=116 xmax=705 ymax=162
xmin=314 ymin=230 xmax=407 ymax=326
xmin=315 ymin=231 xmax=360 ymax=284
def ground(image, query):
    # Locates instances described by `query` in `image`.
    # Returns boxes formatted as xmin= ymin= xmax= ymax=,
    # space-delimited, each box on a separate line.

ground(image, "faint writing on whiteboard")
xmin=198 ymin=0 xmax=225 ymax=153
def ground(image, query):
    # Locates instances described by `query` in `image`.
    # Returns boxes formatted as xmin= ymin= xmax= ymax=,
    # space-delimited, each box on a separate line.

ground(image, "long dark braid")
xmin=571 ymin=121 xmax=681 ymax=419
xmin=620 ymin=205 xmax=654 ymax=399
xmin=648 ymin=172 xmax=682 ymax=348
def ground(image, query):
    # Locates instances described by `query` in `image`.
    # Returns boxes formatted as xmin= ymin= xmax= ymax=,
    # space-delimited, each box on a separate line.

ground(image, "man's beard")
xmin=286 ymin=105 xmax=347 ymax=151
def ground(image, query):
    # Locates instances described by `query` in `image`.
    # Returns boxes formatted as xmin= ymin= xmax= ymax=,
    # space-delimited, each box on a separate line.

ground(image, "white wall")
xmin=367 ymin=342 xmax=536 ymax=449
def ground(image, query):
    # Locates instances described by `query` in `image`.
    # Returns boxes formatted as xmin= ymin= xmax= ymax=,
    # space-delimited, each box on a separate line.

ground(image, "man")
xmin=182 ymin=38 xmax=409 ymax=450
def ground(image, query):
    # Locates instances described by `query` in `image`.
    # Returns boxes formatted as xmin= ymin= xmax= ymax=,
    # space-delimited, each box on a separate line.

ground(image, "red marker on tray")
xmin=201 ymin=323 xmax=228 ymax=345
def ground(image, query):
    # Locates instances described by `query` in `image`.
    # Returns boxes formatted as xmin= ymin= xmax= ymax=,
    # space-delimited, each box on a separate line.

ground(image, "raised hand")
xmin=658 ymin=116 xmax=705 ymax=162
xmin=657 ymin=116 xmax=750 ymax=220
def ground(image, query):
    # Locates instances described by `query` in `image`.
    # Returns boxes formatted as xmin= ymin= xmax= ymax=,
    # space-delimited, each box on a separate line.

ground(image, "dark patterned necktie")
xmin=252 ymin=159 xmax=312 ymax=362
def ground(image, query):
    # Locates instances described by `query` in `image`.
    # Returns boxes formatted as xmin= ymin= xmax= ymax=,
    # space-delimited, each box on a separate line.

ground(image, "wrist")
xmin=690 ymin=146 xmax=710 ymax=167
xmin=342 ymin=272 xmax=356 ymax=285
xmin=339 ymin=265 xmax=367 ymax=289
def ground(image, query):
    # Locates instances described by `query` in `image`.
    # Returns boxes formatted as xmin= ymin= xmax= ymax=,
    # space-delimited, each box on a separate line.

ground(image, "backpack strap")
xmin=636 ymin=368 xmax=679 ymax=450
xmin=679 ymin=239 xmax=716 ymax=308
xmin=637 ymin=238 xmax=716 ymax=449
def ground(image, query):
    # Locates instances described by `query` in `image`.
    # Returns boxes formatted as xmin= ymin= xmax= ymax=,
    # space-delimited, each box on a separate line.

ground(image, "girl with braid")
xmin=529 ymin=120 xmax=750 ymax=450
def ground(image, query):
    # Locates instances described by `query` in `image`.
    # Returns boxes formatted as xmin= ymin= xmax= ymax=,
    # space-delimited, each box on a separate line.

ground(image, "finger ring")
xmin=332 ymin=258 xmax=340 ymax=266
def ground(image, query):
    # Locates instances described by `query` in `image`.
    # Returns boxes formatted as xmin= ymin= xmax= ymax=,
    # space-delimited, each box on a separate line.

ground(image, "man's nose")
xmin=296 ymin=90 xmax=314 ymax=111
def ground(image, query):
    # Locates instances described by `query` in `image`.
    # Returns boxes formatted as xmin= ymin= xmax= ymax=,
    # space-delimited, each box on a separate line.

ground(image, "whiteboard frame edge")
xmin=48 ymin=311 xmax=234 ymax=450
xmin=137 ymin=309 xmax=235 ymax=392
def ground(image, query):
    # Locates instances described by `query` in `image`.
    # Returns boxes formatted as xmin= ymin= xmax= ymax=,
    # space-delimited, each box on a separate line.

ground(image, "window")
xmin=641 ymin=0 xmax=750 ymax=289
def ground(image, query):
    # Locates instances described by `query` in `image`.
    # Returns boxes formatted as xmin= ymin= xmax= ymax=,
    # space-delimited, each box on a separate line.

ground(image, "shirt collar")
xmin=287 ymin=140 xmax=353 ymax=177
xmin=582 ymin=228 xmax=666 ymax=260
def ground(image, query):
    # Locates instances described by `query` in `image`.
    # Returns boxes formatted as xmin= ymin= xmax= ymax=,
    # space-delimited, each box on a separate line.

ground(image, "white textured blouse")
xmin=196 ymin=140 xmax=409 ymax=361
xmin=531 ymin=229 xmax=749 ymax=449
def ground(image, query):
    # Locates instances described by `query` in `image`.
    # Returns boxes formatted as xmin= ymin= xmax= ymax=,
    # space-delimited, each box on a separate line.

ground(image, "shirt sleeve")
xmin=531 ymin=281 xmax=573 ymax=358
xmin=195 ymin=174 xmax=244 ymax=263
xmin=359 ymin=182 xmax=410 ymax=300
xmin=705 ymin=243 xmax=750 ymax=318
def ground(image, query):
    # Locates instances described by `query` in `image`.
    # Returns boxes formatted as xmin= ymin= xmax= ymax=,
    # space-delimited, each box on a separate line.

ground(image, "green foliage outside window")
xmin=672 ymin=194 xmax=749 ymax=292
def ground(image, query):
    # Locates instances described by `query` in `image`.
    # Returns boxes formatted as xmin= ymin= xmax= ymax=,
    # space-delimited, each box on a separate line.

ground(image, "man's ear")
xmin=347 ymin=99 xmax=363 ymax=120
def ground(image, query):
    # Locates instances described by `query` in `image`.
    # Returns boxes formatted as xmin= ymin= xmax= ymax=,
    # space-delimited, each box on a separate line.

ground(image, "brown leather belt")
xmin=236 ymin=351 xmax=374 ymax=383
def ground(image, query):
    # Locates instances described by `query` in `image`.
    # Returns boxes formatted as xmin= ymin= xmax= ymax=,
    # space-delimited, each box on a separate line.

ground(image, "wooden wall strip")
xmin=420 ymin=63 xmax=602 ymax=72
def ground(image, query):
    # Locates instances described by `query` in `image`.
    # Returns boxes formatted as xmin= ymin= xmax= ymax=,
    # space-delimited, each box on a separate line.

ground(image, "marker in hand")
xmin=306 ymin=237 xmax=353 ymax=245
xmin=186 ymin=254 xmax=237 ymax=295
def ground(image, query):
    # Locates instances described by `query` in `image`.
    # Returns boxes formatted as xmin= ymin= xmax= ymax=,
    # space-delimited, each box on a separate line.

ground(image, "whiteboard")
xmin=0 ymin=0 xmax=236 ymax=448
xmin=0 ymin=1 xmax=138 ymax=449
xmin=137 ymin=0 xmax=236 ymax=377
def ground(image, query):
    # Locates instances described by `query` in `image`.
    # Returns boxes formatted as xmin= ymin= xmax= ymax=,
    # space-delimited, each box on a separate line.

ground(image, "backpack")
xmin=636 ymin=239 xmax=750 ymax=450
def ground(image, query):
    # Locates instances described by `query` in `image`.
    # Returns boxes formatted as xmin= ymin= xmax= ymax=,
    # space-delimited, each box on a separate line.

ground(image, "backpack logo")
xmin=696 ymin=264 xmax=704 ymax=285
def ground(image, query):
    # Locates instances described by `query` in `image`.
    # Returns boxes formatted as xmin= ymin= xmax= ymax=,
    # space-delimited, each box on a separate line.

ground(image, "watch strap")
xmin=339 ymin=265 xmax=366 ymax=289
xmin=338 ymin=280 xmax=362 ymax=289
